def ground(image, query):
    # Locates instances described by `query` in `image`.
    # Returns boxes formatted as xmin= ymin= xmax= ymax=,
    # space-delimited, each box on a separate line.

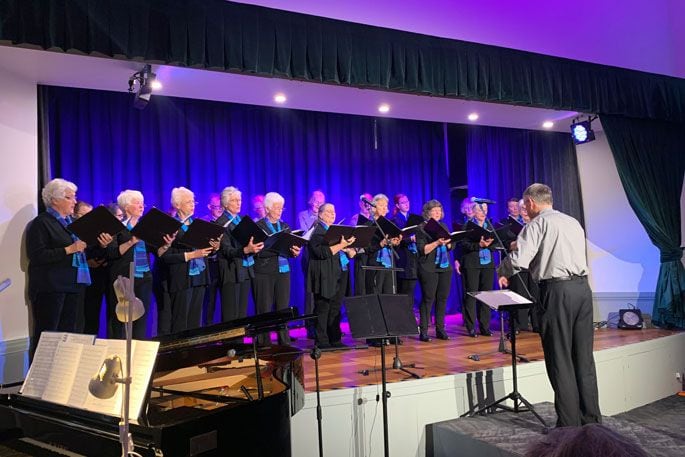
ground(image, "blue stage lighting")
xmin=570 ymin=120 xmax=596 ymax=145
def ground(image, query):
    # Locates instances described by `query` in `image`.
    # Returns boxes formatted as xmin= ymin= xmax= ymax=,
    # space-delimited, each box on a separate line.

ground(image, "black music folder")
xmin=179 ymin=218 xmax=225 ymax=249
xmin=424 ymin=218 xmax=472 ymax=244
xmin=263 ymin=231 xmax=309 ymax=257
xmin=231 ymin=216 xmax=268 ymax=246
xmin=356 ymin=213 xmax=371 ymax=226
xmin=502 ymin=217 xmax=524 ymax=236
xmin=67 ymin=205 xmax=125 ymax=246
xmin=130 ymin=208 xmax=183 ymax=248
xmin=375 ymin=216 xmax=422 ymax=239
xmin=323 ymin=225 xmax=377 ymax=249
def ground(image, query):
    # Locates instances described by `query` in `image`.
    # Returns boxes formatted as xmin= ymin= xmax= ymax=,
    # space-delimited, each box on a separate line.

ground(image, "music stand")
xmin=345 ymin=294 xmax=420 ymax=457
xmin=460 ymin=289 xmax=549 ymax=430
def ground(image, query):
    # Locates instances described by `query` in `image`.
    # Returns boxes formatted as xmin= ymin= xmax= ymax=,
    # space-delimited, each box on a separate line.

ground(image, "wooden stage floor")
xmin=284 ymin=314 xmax=681 ymax=393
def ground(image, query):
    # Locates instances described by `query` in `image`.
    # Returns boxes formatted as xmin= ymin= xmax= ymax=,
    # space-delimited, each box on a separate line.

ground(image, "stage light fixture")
xmin=570 ymin=116 xmax=597 ymax=145
xmin=468 ymin=113 xmax=479 ymax=121
xmin=378 ymin=103 xmax=390 ymax=114
xmin=128 ymin=64 xmax=160 ymax=110
xmin=542 ymin=121 xmax=554 ymax=129
xmin=274 ymin=93 xmax=287 ymax=104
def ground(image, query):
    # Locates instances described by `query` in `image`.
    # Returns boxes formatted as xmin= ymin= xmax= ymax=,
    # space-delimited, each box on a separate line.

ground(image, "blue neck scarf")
xmin=434 ymin=245 xmax=449 ymax=269
xmin=265 ymin=219 xmax=290 ymax=273
xmin=470 ymin=218 xmax=492 ymax=265
xmin=226 ymin=212 xmax=254 ymax=268
xmin=376 ymin=246 xmax=392 ymax=268
xmin=47 ymin=207 xmax=91 ymax=285
xmin=126 ymin=220 xmax=150 ymax=278
xmin=178 ymin=216 xmax=206 ymax=276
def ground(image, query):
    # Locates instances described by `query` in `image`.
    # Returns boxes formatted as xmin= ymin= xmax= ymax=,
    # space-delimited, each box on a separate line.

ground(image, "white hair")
xmin=170 ymin=186 xmax=194 ymax=207
xmin=41 ymin=178 xmax=77 ymax=207
xmin=220 ymin=186 xmax=241 ymax=208
xmin=264 ymin=192 xmax=285 ymax=210
xmin=117 ymin=189 xmax=144 ymax=210
xmin=372 ymin=193 xmax=389 ymax=204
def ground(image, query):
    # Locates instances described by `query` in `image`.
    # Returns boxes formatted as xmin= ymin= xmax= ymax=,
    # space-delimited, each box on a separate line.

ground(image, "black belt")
xmin=539 ymin=275 xmax=586 ymax=285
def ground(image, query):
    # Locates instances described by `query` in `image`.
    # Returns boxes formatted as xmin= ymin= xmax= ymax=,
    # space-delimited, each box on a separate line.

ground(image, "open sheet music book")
xmin=20 ymin=332 xmax=159 ymax=422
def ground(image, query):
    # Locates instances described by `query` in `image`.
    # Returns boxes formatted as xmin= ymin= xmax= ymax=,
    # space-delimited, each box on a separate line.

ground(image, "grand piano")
xmin=0 ymin=309 xmax=305 ymax=457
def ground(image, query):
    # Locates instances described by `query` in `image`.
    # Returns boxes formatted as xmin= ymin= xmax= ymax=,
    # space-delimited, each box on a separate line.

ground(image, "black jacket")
xmin=214 ymin=212 xmax=254 ymax=284
xmin=306 ymin=222 xmax=341 ymax=299
xmin=106 ymin=228 xmax=153 ymax=281
xmin=26 ymin=211 xmax=84 ymax=297
xmin=459 ymin=221 xmax=496 ymax=269
xmin=158 ymin=226 xmax=209 ymax=293
xmin=415 ymin=221 xmax=455 ymax=274
xmin=254 ymin=219 xmax=294 ymax=275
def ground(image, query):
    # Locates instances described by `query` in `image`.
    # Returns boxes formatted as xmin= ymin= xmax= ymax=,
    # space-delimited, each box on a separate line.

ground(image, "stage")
xmin=287 ymin=314 xmax=685 ymax=457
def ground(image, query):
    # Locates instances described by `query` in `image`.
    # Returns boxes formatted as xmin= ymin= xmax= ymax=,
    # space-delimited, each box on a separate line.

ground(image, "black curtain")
xmin=600 ymin=115 xmax=685 ymax=328
xmin=451 ymin=124 xmax=584 ymax=224
xmin=2 ymin=0 xmax=684 ymax=122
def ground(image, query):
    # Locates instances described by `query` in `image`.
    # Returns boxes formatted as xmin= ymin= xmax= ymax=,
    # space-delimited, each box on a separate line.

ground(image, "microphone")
xmin=361 ymin=196 xmax=376 ymax=208
xmin=471 ymin=197 xmax=497 ymax=205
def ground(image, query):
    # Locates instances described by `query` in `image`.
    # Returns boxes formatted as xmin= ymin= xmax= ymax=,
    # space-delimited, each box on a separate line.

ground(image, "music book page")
xmin=67 ymin=344 xmax=108 ymax=407
xmin=41 ymin=342 xmax=84 ymax=405
xmin=127 ymin=340 xmax=160 ymax=421
xmin=21 ymin=332 xmax=70 ymax=398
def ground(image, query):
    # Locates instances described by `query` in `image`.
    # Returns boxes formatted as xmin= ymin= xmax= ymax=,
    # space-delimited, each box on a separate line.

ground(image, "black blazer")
xmin=306 ymin=222 xmax=341 ymax=299
xmin=158 ymin=226 xmax=209 ymax=293
xmin=26 ymin=211 xmax=83 ymax=297
xmin=459 ymin=221 xmax=496 ymax=269
xmin=214 ymin=213 xmax=254 ymax=284
xmin=106 ymin=228 xmax=153 ymax=281
xmin=415 ymin=221 xmax=455 ymax=274
xmin=254 ymin=219 xmax=294 ymax=275
xmin=393 ymin=214 xmax=419 ymax=279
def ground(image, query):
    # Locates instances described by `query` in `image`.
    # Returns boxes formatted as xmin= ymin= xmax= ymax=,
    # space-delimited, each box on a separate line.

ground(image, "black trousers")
xmin=508 ymin=271 xmax=540 ymax=332
xmin=169 ymin=286 xmax=205 ymax=334
xmin=539 ymin=277 xmax=601 ymax=427
xmin=83 ymin=266 xmax=109 ymax=335
xmin=398 ymin=278 xmax=417 ymax=304
xmin=367 ymin=269 xmax=394 ymax=294
xmin=202 ymin=275 xmax=221 ymax=326
xmin=30 ymin=290 xmax=83 ymax=360
xmin=353 ymin=254 xmax=368 ymax=296
xmin=462 ymin=267 xmax=494 ymax=333
xmin=221 ymin=280 xmax=250 ymax=322
xmin=252 ymin=271 xmax=291 ymax=345
xmin=417 ymin=269 xmax=452 ymax=335
xmin=313 ymin=271 xmax=348 ymax=345
xmin=109 ymin=275 xmax=153 ymax=340
xmin=155 ymin=286 xmax=171 ymax=336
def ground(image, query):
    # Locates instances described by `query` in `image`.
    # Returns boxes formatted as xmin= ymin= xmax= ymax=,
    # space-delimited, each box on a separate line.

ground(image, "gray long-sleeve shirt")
xmin=498 ymin=207 xmax=588 ymax=282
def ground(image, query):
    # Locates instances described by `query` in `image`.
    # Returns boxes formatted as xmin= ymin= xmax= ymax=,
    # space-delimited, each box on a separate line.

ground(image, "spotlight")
xmin=570 ymin=116 xmax=597 ymax=145
xmin=378 ymin=104 xmax=390 ymax=114
xmin=274 ymin=93 xmax=287 ymax=104
xmin=467 ymin=113 xmax=479 ymax=121
xmin=542 ymin=121 xmax=554 ymax=129
xmin=128 ymin=64 xmax=159 ymax=110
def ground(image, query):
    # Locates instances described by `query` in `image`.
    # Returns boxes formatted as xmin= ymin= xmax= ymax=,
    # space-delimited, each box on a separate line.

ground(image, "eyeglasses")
xmin=209 ymin=204 xmax=222 ymax=210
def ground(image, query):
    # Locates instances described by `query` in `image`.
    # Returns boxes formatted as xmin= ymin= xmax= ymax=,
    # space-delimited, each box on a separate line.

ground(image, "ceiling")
xmin=0 ymin=45 xmax=583 ymax=133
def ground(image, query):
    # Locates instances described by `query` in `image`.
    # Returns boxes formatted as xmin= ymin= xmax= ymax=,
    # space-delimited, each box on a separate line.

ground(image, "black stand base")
xmin=358 ymin=339 xmax=423 ymax=379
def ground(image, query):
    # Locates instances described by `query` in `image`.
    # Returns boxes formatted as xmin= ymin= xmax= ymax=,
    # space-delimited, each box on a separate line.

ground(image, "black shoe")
xmin=436 ymin=331 xmax=450 ymax=340
xmin=467 ymin=329 xmax=478 ymax=338
xmin=316 ymin=342 xmax=331 ymax=349
xmin=480 ymin=330 xmax=493 ymax=337
xmin=419 ymin=333 xmax=431 ymax=342
xmin=331 ymin=341 xmax=348 ymax=348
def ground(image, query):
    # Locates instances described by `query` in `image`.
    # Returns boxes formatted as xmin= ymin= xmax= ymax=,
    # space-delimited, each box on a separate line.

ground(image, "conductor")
xmin=498 ymin=183 xmax=601 ymax=427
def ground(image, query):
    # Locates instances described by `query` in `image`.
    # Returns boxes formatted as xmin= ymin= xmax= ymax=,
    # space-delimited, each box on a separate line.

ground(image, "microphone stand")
xmin=466 ymin=204 xmax=532 ymax=364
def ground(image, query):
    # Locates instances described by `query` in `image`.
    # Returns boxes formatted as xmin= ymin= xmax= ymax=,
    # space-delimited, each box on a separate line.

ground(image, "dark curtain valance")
xmin=2 ymin=0 xmax=684 ymax=122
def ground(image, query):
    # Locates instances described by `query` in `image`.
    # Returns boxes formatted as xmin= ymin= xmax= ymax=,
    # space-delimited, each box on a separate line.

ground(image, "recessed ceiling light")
xmin=274 ymin=93 xmax=287 ymax=104
xmin=467 ymin=113 xmax=479 ymax=121
xmin=150 ymin=80 xmax=162 ymax=91
xmin=542 ymin=121 xmax=554 ymax=129
xmin=378 ymin=104 xmax=390 ymax=114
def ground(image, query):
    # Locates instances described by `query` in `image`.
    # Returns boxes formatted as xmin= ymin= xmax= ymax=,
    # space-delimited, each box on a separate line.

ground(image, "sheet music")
xmin=468 ymin=289 xmax=532 ymax=310
xmin=83 ymin=339 xmax=127 ymax=416
xmin=21 ymin=332 xmax=69 ymax=397
xmin=67 ymin=344 xmax=108 ymax=407
xmin=127 ymin=340 xmax=160 ymax=420
xmin=502 ymin=290 xmax=532 ymax=304
xmin=41 ymin=342 xmax=84 ymax=405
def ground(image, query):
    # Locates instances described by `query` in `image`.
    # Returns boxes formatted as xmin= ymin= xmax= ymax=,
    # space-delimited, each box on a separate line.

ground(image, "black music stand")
xmin=345 ymin=294 xmax=420 ymax=457
xmin=460 ymin=289 xmax=549 ymax=431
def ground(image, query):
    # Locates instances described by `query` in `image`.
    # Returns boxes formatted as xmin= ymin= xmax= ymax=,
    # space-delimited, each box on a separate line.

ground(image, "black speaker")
xmin=618 ymin=308 xmax=643 ymax=329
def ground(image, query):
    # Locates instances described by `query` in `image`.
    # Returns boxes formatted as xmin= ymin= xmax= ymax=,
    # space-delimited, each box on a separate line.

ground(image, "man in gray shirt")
xmin=498 ymin=183 xmax=601 ymax=427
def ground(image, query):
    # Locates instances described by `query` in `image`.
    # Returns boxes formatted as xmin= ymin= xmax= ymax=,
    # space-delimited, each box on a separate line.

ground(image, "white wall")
xmin=576 ymin=128 xmax=663 ymax=320
xmin=0 ymin=66 xmax=38 ymax=380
